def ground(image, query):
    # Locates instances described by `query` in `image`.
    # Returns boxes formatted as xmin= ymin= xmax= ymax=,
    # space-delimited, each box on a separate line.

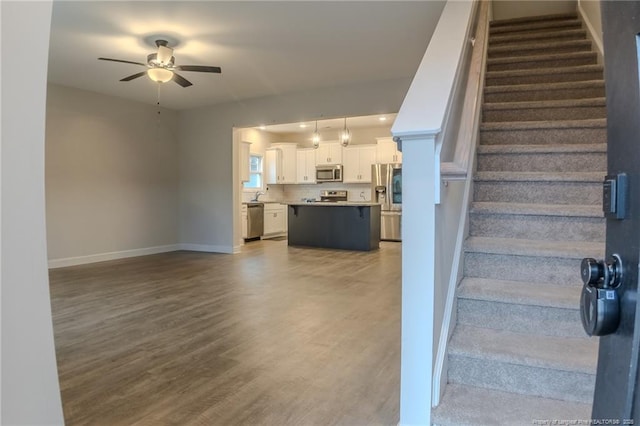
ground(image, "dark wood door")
xmin=592 ymin=3 xmax=640 ymax=422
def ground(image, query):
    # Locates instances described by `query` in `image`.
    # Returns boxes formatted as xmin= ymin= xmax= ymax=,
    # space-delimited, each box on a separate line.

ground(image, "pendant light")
xmin=312 ymin=120 xmax=321 ymax=149
xmin=340 ymin=117 xmax=351 ymax=147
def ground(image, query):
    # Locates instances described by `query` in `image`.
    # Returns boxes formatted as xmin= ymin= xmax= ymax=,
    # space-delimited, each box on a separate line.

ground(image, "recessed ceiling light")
xmin=379 ymin=116 xmax=387 ymax=122
xmin=299 ymin=123 xmax=308 ymax=128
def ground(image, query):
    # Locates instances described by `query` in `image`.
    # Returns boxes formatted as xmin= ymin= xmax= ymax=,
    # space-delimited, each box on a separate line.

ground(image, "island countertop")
xmin=286 ymin=201 xmax=380 ymax=207
xmin=287 ymin=203 xmax=381 ymax=251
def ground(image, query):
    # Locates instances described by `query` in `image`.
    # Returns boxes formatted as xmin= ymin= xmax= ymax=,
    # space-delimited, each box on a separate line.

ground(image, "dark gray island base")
xmin=287 ymin=203 xmax=381 ymax=251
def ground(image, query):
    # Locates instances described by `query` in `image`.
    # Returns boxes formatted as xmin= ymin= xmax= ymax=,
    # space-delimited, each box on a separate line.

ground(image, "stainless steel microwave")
xmin=316 ymin=164 xmax=343 ymax=183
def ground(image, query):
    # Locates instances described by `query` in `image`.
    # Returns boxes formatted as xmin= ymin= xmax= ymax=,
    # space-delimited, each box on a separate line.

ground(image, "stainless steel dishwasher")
xmin=246 ymin=203 xmax=264 ymax=240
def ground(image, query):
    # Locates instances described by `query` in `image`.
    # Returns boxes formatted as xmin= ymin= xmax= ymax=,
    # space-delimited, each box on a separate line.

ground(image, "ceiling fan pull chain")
xmin=156 ymin=85 xmax=162 ymax=139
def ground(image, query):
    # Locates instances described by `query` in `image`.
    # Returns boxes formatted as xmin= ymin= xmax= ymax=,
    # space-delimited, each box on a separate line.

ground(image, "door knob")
xmin=580 ymin=254 xmax=623 ymax=336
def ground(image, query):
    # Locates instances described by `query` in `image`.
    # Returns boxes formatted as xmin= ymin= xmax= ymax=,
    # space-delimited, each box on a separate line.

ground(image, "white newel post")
xmin=397 ymin=133 xmax=438 ymax=426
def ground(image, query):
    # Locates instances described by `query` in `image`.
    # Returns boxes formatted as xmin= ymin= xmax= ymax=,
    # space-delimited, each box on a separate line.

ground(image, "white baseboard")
xmin=48 ymin=242 xmax=238 ymax=269
xmin=178 ymin=243 xmax=234 ymax=254
xmin=48 ymin=244 xmax=181 ymax=269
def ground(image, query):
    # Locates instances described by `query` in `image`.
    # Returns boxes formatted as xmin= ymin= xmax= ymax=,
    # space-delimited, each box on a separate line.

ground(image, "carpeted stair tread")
xmin=477 ymin=143 xmax=606 ymax=154
xmin=490 ymin=19 xmax=582 ymax=36
xmin=486 ymin=64 xmax=603 ymax=83
xmin=449 ymin=324 xmax=597 ymax=373
xmin=484 ymin=97 xmax=605 ymax=111
xmin=485 ymin=80 xmax=604 ymax=96
xmin=488 ymin=39 xmax=592 ymax=58
xmin=487 ymin=50 xmax=596 ymax=67
xmin=465 ymin=236 xmax=603 ymax=259
xmin=475 ymin=171 xmax=603 ymax=182
xmin=490 ymin=28 xmax=587 ymax=45
xmin=432 ymin=384 xmax=591 ymax=426
xmin=458 ymin=277 xmax=582 ymax=310
xmin=470 ymin=201 xmax=603 ymax=218
xmin=481 ymin=118 xmax=606 ymax=132
xmin=490 ymin=13 xmax=578 ymax=28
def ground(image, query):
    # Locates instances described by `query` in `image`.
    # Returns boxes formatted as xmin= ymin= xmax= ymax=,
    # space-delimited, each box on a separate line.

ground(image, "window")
xmin=243 ymin=154 xmax=263 ymax=190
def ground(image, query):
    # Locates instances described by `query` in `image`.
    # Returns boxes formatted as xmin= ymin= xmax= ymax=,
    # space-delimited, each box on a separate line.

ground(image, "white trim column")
xmin=398 ymin=133 xmax=437 ymax=426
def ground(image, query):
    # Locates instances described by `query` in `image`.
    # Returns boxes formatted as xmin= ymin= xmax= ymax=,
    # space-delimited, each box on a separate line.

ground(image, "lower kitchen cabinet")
xmin=241 ymin=204 xmax=248 ymax=240
xmin=262 ymin=203 xmax=287 ymax=239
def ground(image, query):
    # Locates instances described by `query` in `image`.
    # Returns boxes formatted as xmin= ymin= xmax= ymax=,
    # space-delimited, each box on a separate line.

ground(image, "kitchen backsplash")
xmin=243 ymin=183 xmax=372 ymax=203
xmin=242 ymin=185 xmax=285 ymax=203
xmin=282 ymin=183 xmax=372 ymax=202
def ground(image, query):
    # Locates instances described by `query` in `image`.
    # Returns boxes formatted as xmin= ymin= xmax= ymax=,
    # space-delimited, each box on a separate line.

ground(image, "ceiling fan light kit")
xmin=98 ymin=38 xmax=221 ymax=88
xmin=147 ymin=67 xmax=173 ymax=83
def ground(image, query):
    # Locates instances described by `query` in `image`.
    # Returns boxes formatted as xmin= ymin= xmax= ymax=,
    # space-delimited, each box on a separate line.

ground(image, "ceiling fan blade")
xmin=172 ymin=73 xmax=193 ymax=88
xmin=120 ymin=71 xmax=147 ymax=82
xmin=98 ymin=57 xmax=146 ymax=67
xmin=175 ymin=65 xmax=222 ymax=73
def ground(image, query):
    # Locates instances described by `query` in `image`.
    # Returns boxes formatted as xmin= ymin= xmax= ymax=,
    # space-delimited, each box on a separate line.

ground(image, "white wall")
xmin=1 ymin=1 xmax=65 ymax=424
xmin=46 ymin=84 xmax=180 ymax=267
xmin=179 ymin=77 xmax=413 ymax=253
xmin=579 ymin=0 xmax=601 ymax=38
xmin=492 ymin=0 xmax=576 ymax=21
xmin=578 ymin=0 xmax=603 ymax=62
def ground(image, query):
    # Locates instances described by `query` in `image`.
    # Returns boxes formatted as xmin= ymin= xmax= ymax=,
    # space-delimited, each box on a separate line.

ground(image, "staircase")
xmin=432 ymin=13 xmax=606 ymax=425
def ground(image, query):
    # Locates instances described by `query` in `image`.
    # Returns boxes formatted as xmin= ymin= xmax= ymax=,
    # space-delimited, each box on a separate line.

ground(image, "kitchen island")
xmin=287 ymin=202 xmax=381 ymax=251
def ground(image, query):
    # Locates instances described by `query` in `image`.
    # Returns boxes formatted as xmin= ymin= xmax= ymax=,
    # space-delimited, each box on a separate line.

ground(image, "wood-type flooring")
xmin=49 ymin=239 xmax=401 ymax=426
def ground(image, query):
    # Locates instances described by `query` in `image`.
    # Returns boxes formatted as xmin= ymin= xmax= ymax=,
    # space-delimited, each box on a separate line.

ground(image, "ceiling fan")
xmin=98 ymin=39 xmax=221 ymax=88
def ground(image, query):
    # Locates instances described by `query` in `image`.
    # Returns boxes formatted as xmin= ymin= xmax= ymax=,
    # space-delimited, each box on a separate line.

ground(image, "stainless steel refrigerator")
xmin=371 ymin=163 xmax=402 ymax=241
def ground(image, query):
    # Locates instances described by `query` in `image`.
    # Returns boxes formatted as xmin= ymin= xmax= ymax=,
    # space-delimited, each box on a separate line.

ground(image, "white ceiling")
xmin=48 ymin=1 xmax=446 ymax=111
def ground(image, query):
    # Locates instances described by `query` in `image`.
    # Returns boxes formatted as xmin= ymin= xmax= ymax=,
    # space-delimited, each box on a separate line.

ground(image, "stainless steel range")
xmin=319 ymin=190 xmax=348 ymax=202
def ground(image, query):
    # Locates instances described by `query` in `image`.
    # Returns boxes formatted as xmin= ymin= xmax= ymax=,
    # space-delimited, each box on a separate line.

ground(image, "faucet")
xmin=251 ymin=191 xmax=264 ymax=202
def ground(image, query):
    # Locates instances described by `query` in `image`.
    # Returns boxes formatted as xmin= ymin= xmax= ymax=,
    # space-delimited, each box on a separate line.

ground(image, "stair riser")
xmin=448 ymin=356 xmax=594 ymax=403
xmin=470 ymin=214 xmax=605 ymax=242
xmin=477 ymin=152 xmax=606 ymax=172
xmin=490 ymin=30 xmax=587 ymax=46
xmin=464 ymin=252 xmax=584 ymax=284
xmin=483 ymin=105 xmax=606 ymax=122
xmin=457 ymin=298 xmax=586 ymax=337
xmin=490 ymin=20 xmax=582 ymax=36
xmin=474 ymin=181 xmax=602 ymax=205
xmin=488 ymin=42 xmax=591 ymax=59
xmin=484 ymin=86 xmax=604 ymax=103
xmin=486 ymin=70 xmax=603 ymax=86
xmin=480 ymin=127 xmax=606 ymax=145
xmin=488 ymin=55 xmax=596 ymax=72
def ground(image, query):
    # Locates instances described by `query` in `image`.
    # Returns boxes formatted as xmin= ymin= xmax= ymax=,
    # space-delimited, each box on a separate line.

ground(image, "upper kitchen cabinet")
xmin=265 ymin=144 xmax=297 ymax=184
xmin=240 ymin=141 xmax=251 ymax=182
xmin=296 ymin=148 xmax=316 ymax=184
xmin=315 ymin=142 xmax=343 ymax=165
xmin=376 ymin=137 xmax=402 ymax=164
xmin=343 ymin=145 xmax=377 ymax=183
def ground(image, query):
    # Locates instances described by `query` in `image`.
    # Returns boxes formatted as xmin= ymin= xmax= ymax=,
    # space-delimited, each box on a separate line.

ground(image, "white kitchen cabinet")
xmin=315 ymin=142 xmax=343 ymax=165
xmin=240 ymin=141 xmax=251 ymax=182
xmin=262 ymin=203 xmax=287 ymax=238
xmin=343 ymin=145 xmax=377 ymax=183
xmin=265 ymin=144 xmax=297 ymax=184
xmin=376 ymin=137 xmax=402 ymax=164
xmin=296 ymin=149 xmax=316 ymax=184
